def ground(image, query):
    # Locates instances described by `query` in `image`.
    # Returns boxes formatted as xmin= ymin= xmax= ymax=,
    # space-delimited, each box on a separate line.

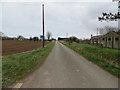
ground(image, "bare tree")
xmin=98 ymin=26 xmax=119 ymax=35
xmin=46 ymin=32 xmax=52 ymax=40
xmin=104 ymin=26 xmax=118 ymax=33
xmin=99 ymin=28 xmax=104 ymax=35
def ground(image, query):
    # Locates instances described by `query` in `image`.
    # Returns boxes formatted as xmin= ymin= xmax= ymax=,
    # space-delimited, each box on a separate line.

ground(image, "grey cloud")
xmin=2 ymin=2 xmax=118 ymax=39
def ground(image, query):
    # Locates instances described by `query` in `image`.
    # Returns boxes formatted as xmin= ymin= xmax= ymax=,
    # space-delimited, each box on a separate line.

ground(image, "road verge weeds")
xmin=2 ymin=42 xmax=55 ymax=88
xmin=61 ymin=41 xmax=120 ymax=78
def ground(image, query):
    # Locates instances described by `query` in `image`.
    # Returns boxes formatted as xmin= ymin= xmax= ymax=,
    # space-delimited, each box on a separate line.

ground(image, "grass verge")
xmin=2 ymin=42 xmax=55 ymax=88
xmin=61 ymin=41 xmax=120 ymax=78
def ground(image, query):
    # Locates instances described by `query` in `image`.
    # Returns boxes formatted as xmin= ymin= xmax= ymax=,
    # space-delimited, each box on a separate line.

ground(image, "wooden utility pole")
xmin=42 ymin=4 xmax=45 ymax=48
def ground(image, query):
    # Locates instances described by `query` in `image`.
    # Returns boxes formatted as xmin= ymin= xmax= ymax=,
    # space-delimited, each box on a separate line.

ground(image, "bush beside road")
xmin=2 ymin=42 xmax=55 ymax=88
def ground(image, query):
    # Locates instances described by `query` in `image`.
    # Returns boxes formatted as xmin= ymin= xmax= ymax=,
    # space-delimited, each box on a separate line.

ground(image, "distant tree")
xmin=104 ymin=26 xmax=118 ymax=32
xmin=29 ymin=37 xmax=33 ymax=41
xmin=0 ymin=32 xmax=9 ymax=40
xmin=17 ymin=35 xmax=25 ymax=41
xmin=33 ymin=37 xmax=39 ymax=41
xmin=97 ymin=26 xmax=119 ymax=35
xmin=46 ymin=32 xmax=52 ymax=40
xmin=68 ymin=36 xmax=79 ymax=43
xmin=0 ymin=32 xmax=4 ymax=40
xmin=51 ymin=38 xmax=54 ymax=40
xmin=0 ymin=32 xmax=5 ymax=37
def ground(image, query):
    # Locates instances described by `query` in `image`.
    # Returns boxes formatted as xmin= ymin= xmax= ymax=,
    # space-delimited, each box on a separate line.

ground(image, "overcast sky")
xmin=0 ymin=0 xmax=118 ymax=39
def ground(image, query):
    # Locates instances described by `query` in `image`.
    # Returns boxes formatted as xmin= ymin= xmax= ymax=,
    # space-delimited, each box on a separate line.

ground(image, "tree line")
xmin=1 ymin=31 xmax=54 ymax=41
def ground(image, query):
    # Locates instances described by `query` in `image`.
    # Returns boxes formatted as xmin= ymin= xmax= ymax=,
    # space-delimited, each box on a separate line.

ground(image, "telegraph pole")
xmin=42 ymin=4 xmax=45 ymax=48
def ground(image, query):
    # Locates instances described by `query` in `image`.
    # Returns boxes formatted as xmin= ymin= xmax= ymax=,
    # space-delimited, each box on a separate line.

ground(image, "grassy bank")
xmin=61 ymin=41 xmax=120 ymax=78
xmin=2 ymin=42 xmax=55 ymax=88
xmin=0 ymin=57 xmax=2 ymax=89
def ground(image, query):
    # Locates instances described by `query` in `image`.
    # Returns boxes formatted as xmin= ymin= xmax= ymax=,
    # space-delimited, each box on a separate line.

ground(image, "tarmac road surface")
xmin=14 ymin=41 xmax=118 ymax=88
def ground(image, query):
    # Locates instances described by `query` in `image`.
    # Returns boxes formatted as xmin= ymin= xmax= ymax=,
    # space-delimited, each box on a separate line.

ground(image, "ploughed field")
xmin=2 ymin=40 xmax=48 ymax=56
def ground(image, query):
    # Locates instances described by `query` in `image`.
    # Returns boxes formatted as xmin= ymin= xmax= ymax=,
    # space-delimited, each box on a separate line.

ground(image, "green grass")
xmin=0 ymin=56 xmax=2 ymax=89
xmin=61 ymin=41 xmax=120 ymax=78
xmin=2 ymin=42 xmax=55 ymax=88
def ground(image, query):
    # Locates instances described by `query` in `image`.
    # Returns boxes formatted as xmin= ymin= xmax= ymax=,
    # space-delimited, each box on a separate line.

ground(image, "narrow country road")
xmin=15 ymin=41 xmax=118 ymax=88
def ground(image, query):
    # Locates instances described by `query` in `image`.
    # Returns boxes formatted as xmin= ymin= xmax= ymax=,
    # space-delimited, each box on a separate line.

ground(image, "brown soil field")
xmin=2 ymin=40 xmax=48 ymax=56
